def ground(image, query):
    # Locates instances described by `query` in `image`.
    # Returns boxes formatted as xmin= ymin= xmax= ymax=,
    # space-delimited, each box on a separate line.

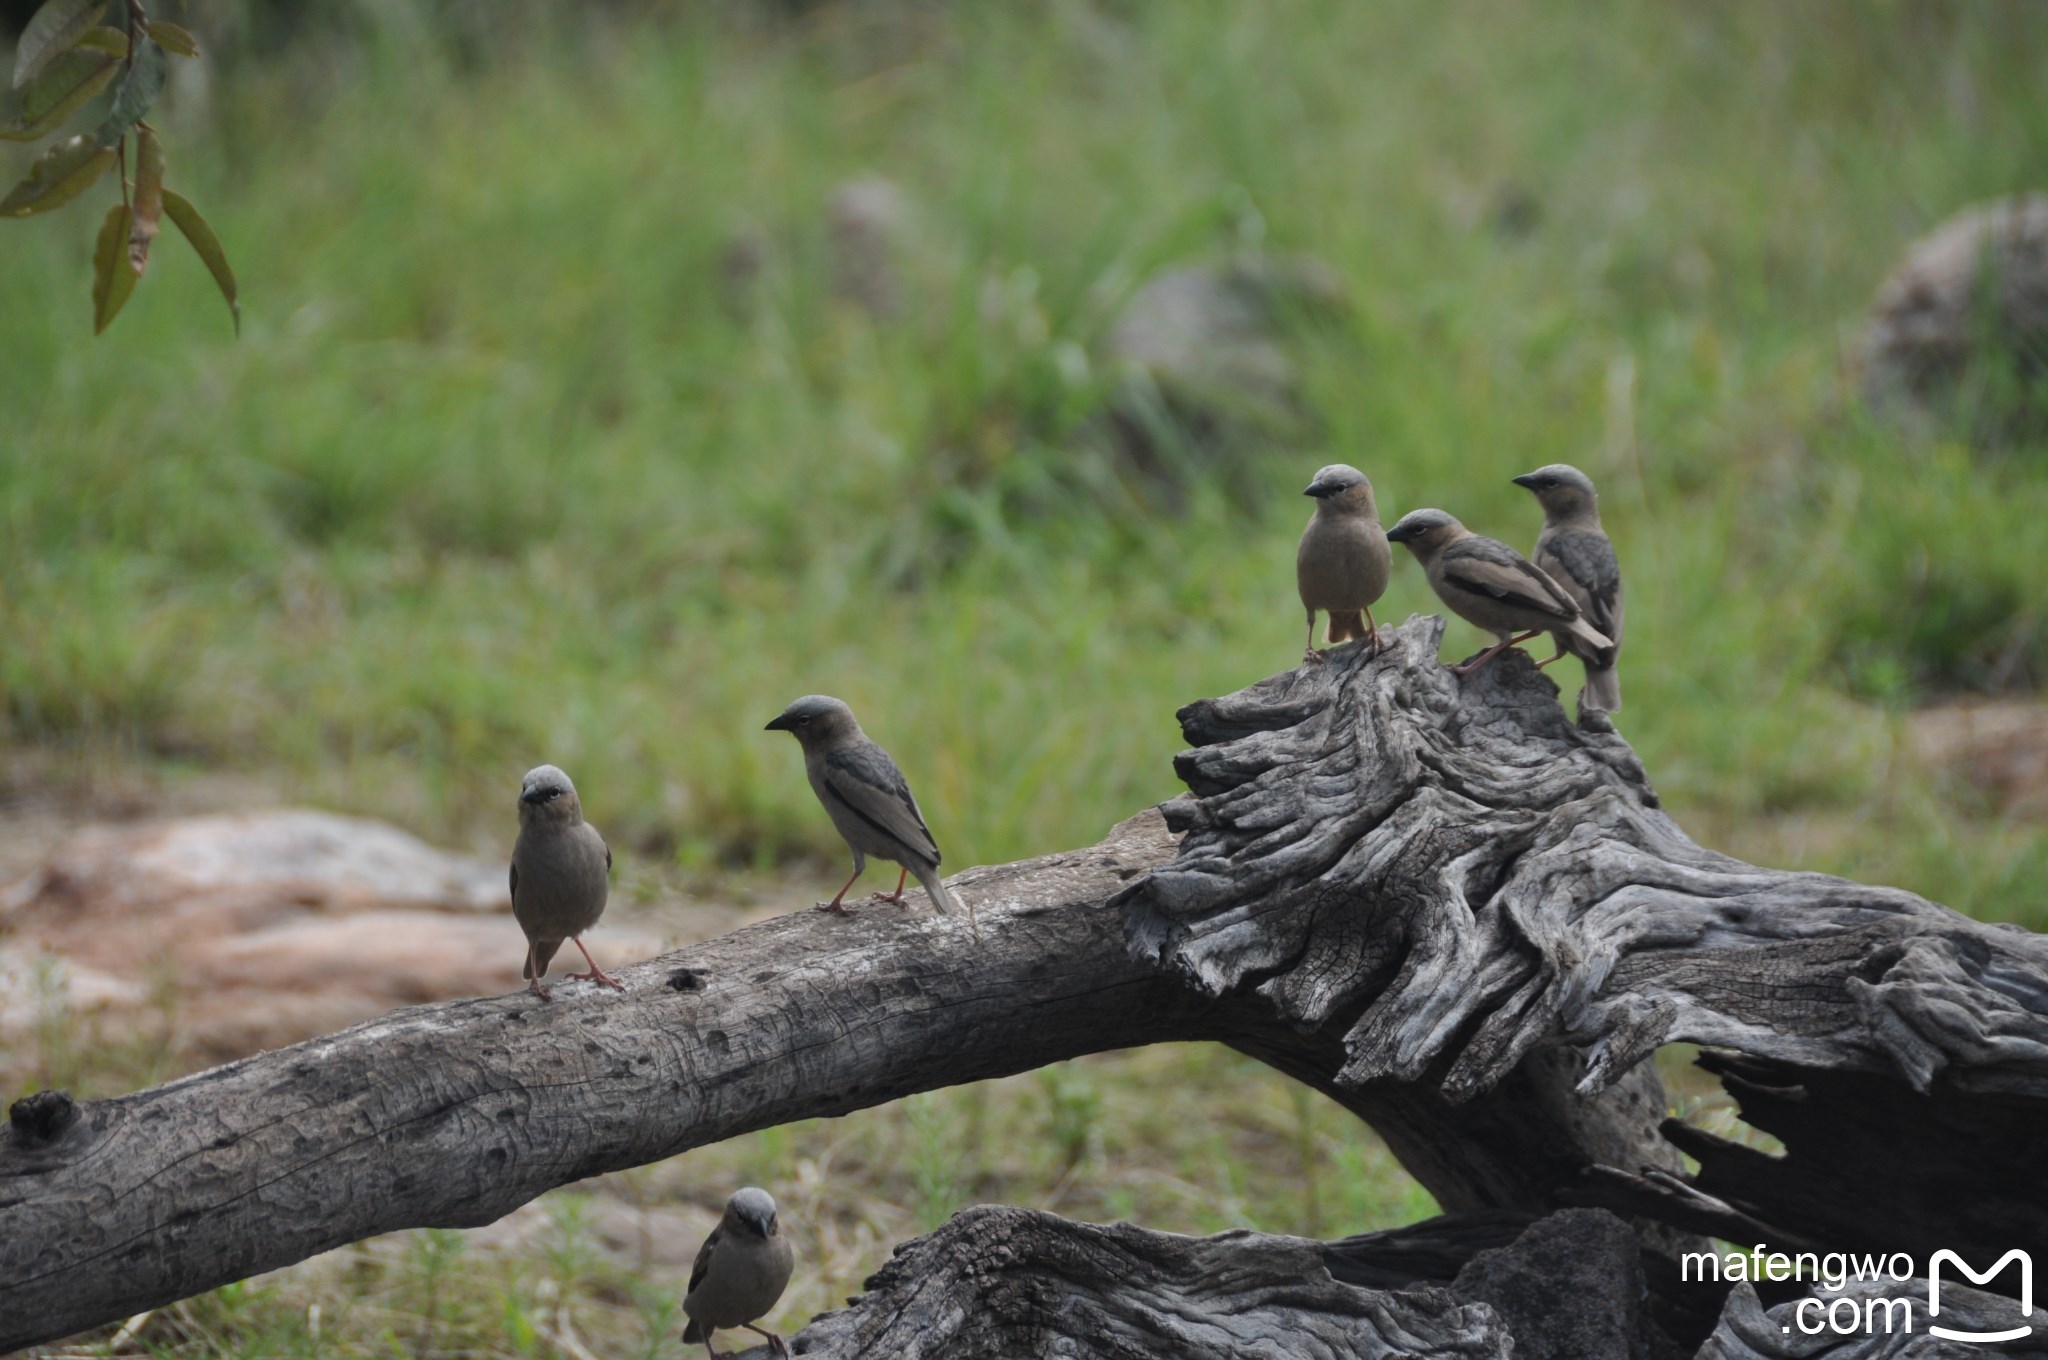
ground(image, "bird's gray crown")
xmin=1511 ymin=463 xmax=1596 ymax=496
xmin=729 ymin=1186 xmax=779 ymax=1235
xmin=1304 ymin=463 xmax=1369 ymax=498
xmin=765 ymin=694 xmax=855 ymax=734
xmin=520 ymin=764 xmax=576 ymax=806
xmin=1385 ymin=507 xmax=1460 ymax=542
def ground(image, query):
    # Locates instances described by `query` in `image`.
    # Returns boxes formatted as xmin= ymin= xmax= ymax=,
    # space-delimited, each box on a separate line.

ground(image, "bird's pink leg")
xmin=1364 ymin=604 xmax=1385 ymax=657
xmin=526 ymin=940 xmax=552 ymax=1001
xmin=1449 ymin=631 xmax=1543 ymax=676
xmin=872 ymin=866 xmax=911 ymax=905
xmin=743 ymin=1325 xmax=790 ymax=1358
xmin=817 ymin=864 xmax=863 ymax=912
xmin=1303 ymin=614 xmax=1324 ymax=664
xmin=565 ymin=937 xmax=625 ymax=991
xmin=1536 ymin=648 xmax=1568 ymax=670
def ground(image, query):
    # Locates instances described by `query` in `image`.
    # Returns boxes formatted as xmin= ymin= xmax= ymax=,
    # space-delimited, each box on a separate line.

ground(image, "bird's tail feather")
xmin=523 ymin=940 xmax=563 ymax=980
xmin=1581 ymin=664 xmax=1622 ymax=714
xmin=914 ymin=864 xmax=980 ymax=939
xmin=681 ymin=1319 xmax=704 ymax=1344
xmin=1326 ymin=610 xmax=1366 ymax=644
xmin=1568 ymin=618 xmax=1617 ymax=668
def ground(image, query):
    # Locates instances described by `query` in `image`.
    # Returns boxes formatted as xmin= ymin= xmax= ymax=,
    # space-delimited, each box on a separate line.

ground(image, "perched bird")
xmin=510 ymin=765 xmax=620 ymax=1001
xmin=765 ymin=695 xmax=974 ymax=932
xmin=1385 ymin=508 xmax=1613 ymax=677
xmin=682 ymin=1187 xmax=796 ymax=1359
xmin=1513 ymin=464 xmax=1624 ymax=713
xmin=1296 ymin=463 xmax=1393 ymax=663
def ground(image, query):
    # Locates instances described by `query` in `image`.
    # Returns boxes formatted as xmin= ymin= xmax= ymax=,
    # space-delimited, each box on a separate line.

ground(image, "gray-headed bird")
xmin=1296 ymin=463 xmax=1393 ymax=663
xmin=765 ymin=695 xmax=974 ymax=932
xmin=1513 ymin=463 xmax=1623 ymax=713
xmin=510 ymin=765 xmax=620 ymax=1001
xmin=1385 ymin=508 xmax=1613 ymax=677
xmin=682 ymin=1187 xmax=796 ymax=1359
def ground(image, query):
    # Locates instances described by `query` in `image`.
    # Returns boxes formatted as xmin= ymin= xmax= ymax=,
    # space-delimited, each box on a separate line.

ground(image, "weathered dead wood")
xmin=0 ymin=806 xmax=1675 ymax=1352
xmin=1124 ymin=614 xmax=2048 ymax=1266
xmin=789 ymin=1205 xmax=1672 ymax=1359
xmin=1701 ymin=1279 xmax=2040 ymax=1358
xmin=7 ymin=612 xmax=2046 ymax=1351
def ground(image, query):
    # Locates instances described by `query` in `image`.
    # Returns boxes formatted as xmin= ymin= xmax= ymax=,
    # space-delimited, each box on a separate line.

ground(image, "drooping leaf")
xmin=0 ymin=45 xmax=116 ymax=141
xmin=94 ymin=34 xmax=164 ymax=146
xmin=12 ymin=0 xmax=102 ymax=92
xmin=162 ymin=188 xmax=238 ymax=334
xmin=129 ymin=125 xmax=163 ymax=272
xmin=92 ymin=200 xmax=138 ymax=332
xmin=0 ymin=131 xmax=114 ymax=216
xmin=147 ymin=21 xmax=199 ymax=58
xmin=72 ymin=25 xmax=129 ymax=59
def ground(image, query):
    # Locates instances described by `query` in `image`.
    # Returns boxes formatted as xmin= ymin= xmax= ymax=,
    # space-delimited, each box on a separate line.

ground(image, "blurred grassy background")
xmin=4 ymin=0 xmax=2047 ymax=1354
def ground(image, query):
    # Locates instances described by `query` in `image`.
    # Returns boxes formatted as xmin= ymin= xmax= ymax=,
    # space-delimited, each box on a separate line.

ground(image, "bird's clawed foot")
xmin=814 ymin=899 xmax=852 ymax=913
xmin=870 ymin=889 xmax=910 ymax=906
xmin=1535 ymin=652 xmax=1566 ymax=670
xmin=566 ymin=938 xmax=626 ymax=991
xmin=744 ymin=1324 xmax=790 ymax=1358
xmin=1302 ymin=647 xmax=1327 ymax=665
xmin=527 ymin=977 xmax=553 ymax=1002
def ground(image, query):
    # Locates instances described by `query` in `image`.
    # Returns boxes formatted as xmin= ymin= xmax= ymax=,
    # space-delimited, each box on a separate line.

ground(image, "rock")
xmin=1860 ymin=194 xmax=2048 ymax=443
xmin=828 ymin=175 xmax=914 ymax=318
xmin=0 ymin=811 xmax=665 ymax=1061
xmin=1099 ymin=253 xmax=1347 ymax=488
xmin=1908 ymin=700 xmax=2048 ymax=820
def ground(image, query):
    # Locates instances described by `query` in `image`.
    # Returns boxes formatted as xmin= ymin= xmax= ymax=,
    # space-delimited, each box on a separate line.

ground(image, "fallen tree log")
xmin=5 ymin=614 xmax=2045 ymax=1352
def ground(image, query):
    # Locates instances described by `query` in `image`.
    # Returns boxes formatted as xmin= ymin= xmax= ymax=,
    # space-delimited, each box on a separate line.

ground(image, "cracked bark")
xmin=5 ymin=615 xmax=2043 ymax=1353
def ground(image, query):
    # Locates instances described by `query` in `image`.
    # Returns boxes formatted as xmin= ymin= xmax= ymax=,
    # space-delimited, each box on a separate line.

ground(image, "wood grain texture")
xmin=7 ymin=614 xmax=2044 ymax=1351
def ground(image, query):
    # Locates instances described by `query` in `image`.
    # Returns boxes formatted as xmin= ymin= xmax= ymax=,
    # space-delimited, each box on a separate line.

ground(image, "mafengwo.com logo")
xmin=1684 ymin=1245 xmax=2034 ymax=1342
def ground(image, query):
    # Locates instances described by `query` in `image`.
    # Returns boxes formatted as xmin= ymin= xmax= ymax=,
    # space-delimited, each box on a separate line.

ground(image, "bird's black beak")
xmin=764 ymin=715 xmax=791 ymax=732
xmin=1385 ymin=524 xmax=1414 ymax=543
xmin=1510 ymin=473 xmax=1540 ymax=490
xmin=1303 ymin=481 xmax=1329 ymax=498
xmin=520 ymin=788 xmax=548 ymax=805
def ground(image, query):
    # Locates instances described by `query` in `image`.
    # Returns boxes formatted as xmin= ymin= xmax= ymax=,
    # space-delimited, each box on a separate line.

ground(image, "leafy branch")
xmin=3 ymin=0 xmax=236 ymax=334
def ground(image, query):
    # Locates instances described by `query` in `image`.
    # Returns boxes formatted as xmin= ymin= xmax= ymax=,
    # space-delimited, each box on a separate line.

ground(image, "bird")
xmin=682 ymin=1187 xmax=796 ymax=1359
xmin=765 ymin=695 xmax=975 ymax=933
xmin=1296 ymin=463 xmax=1393 ymax=663
xmin=1512 ymin=463 xmax=1624 ymax=713
xmin=1385 ymin=508 xmax=1613 ymax=678
xmin=509 ymin=764 xmax=620 ymax=1001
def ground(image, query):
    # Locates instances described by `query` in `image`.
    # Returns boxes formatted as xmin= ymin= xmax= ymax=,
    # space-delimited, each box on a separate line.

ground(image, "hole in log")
xmin=7 ymin=1090 xmax=77 ymax=1144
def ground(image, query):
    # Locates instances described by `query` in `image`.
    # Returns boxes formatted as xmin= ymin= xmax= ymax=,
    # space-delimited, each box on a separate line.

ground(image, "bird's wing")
xmin=823 ymin=744 xmax=942 ymax=865
xmin=687 ymin=1226 xmax=721 ymax=1296
xmin=1542 ymin=530 xmax=1622 ymax=640
xmin=1441 ymin=537 xmax=1581 ymax=621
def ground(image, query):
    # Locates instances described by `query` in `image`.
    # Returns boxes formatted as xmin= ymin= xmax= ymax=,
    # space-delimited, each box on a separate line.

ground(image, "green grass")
xmin=4 ymin=1 xmax=2048 ymax=1353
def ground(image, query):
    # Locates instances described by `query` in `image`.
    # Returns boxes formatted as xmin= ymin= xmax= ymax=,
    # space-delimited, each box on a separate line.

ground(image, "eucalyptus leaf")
xmin=12 ymin=0 xmax=101 ymax=92
xmin=163 ymin=188 xmax=238 ymax=334
xmin=0 ymin=132 xmax=114 ymax=216
xmin=94 ymin=35 xmax=164 ymax=147
xmin=148 ymin=22 xmax=200 ymax=58
xmin=130 ymin=125 xmax=164 ymax=272
xmin=92 ymin=200 xmax=138 ymax=332
xmin=0 ymin=47 xmax=116 ymax=141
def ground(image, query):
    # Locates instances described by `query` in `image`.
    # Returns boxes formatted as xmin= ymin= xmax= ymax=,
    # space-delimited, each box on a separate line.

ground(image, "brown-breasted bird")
xmin=510 ymin=765 xmax=620 ymax=1001
xmin=1512 ymin=463 xmax=1623 ymax=713
xmin=1296 ymin=463 xmax=1393 ymax=663
xmin=1385 ymin=508 xmax=1613 ymax=677
xmin=765 ymin=695 xmax=975 ymax=933
xmin=682 ymin=1187 xmax=796 ymax=1359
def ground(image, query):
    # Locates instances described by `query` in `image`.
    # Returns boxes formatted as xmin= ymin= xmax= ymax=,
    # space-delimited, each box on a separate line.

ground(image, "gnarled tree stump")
xmin=4 ymin=614 xmax=2044 ymax=1355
